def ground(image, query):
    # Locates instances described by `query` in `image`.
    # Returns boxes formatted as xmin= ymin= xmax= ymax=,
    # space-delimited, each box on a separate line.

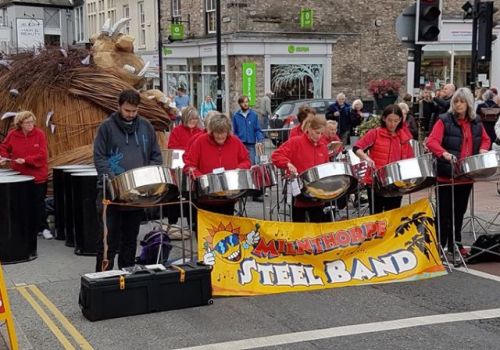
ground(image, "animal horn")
xmin=101 ymin=18 xmax=112 ymax=35
xmin=110 ymin=17 xmax=132 ymax=37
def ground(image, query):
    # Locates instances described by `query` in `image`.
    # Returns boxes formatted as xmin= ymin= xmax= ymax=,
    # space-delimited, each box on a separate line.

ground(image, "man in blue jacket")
xmin=232 ymin=95 xmax=265 ymax=165
xmin=232 ymin=95 xmax=265 ymax=201
xmin=94 ymin=89 xmax=162 ymax=271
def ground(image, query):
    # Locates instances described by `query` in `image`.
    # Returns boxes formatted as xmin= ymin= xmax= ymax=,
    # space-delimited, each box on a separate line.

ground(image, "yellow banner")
xmin=198 ymin=198 xmax=446 ymax=296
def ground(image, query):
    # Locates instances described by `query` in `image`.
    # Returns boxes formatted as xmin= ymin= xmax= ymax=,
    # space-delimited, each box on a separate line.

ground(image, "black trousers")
xmin=96 ymin=191 xmax=144 ymax=271
xmin=436 ymin=183 xmax=472 ymax=249
xmin=197 ymin=201 xmax=235 ymax=216
xmin=366 ymin=186 xmax=402 ymax=214
xmin=292 ymin=204 xmax=326 ymax=223
xmin=33 ymin=182 xmax=49 ymax=233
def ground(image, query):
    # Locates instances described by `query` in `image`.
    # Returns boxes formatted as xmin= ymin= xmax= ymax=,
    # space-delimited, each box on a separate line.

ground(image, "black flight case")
xmin=79 ymin=262 xmax=213 ymax=321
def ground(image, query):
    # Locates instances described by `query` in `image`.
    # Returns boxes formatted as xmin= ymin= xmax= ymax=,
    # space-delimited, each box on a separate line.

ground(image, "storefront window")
xmin=271 ymin=64 xmax=323 ymax=103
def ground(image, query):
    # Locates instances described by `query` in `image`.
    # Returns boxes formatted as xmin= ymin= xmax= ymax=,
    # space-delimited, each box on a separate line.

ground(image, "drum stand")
xmin=461 ymin=184 xmax=488 ymax=240
xmin=449 ymin=159 xmax=468 ymax=269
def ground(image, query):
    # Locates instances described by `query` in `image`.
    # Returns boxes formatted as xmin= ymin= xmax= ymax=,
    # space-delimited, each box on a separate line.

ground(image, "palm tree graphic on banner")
xmin=395 ymin=212 xmax=438 ymax=264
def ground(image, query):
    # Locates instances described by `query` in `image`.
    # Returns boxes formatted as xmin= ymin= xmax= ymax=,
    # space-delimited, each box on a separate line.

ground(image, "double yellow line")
xmin=17 ymin=285 xmax=93 ymax=350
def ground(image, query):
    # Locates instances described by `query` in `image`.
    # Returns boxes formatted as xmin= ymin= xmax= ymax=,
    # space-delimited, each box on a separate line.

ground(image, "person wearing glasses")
xmin=0 ymin=111 xmax=53 ymax=239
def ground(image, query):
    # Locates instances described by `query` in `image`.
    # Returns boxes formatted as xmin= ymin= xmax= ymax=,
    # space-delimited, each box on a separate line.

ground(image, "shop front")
xmin=162 ymin=37 xmax=335 ymax=113
xmin=418 ymin=20 xmax=499 ymax=90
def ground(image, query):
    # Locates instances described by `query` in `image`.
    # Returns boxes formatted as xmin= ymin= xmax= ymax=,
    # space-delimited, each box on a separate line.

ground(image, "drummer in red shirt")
xmin=426 ymin=87 xmax=490 ymax=258
xmin=272 ymin=115 xmax=330 ymax=223
xmin=353 ymin=104 xmax=414 ymax=214
xmin=167 ymin=106 xmax=203 ymax=150
xmin=184 ymin=112 xmax=251 ymax=216
xmin=0 ymin=111 xmax=52 ymax=239
xmin=289 ymin=106 xmax=316 ymax=139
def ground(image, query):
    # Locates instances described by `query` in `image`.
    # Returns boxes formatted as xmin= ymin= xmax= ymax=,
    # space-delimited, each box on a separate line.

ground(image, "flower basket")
xmin=356 ymin=114 xmax=380 ymax=137
xmin=368 ymin=79 xmax=401 ymax=111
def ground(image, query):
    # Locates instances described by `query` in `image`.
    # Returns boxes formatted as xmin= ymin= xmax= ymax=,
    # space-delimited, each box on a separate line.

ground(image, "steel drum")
xmin=53 ymin=164 xmax=94 ymax=240
xmin=375 ymin=153 xmax=436 ymax=197
xmin=251 ymin=163 xmax=278 ymax=190
xmin=0 ymin=175 xmax=37 ymax=263
xmin=299 ymin=162 xmax=358 ymax=201
xmin=346 ymin=149 xmax=369 ymax=184
xmin=198 ymin=169 xmax=255 ymax=199
xmin=409 ymin=139 xmax=426 ymax=157
xmin=0 ymin=170 xmax=20 ymax=175
xmin=162 ymin=149 xmax=192 ymax=193
xmin=108 ymin=165 xmax=178 ymax=204
xmin=327 ymin=141 xmax=343 ymax=157
xmin=71 ymin=171 xmax=98 ymax=256
xmin=456 ymin=150 xmax=500 ymax=181
xmin=162 ymin=149 xmax=185 ymax=169
xmin=63 ymin=167 xmax=97 ymax=247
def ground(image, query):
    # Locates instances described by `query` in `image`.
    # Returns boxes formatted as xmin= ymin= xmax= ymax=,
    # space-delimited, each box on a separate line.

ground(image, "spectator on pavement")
xmin=174 ymin=87 xmax=190 ymax=110
xmin=259 ymin=91 xmax=274 ymax=133
xmin=232 ymin=95 xmax=265 ymax=165
xmin=326 ymin=93 xmax=352 ymax=144
xmin=429 ymin=83 xmax=456 ymax=130
xmin=199 ymin=95 xmax=216 ymax=121
xmin=399 ymin=102 xmax=418 ymax=139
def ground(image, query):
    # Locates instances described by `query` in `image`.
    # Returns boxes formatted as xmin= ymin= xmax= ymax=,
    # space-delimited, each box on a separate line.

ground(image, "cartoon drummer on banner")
xmin=202 ymin=222 xmax=261 ymax=266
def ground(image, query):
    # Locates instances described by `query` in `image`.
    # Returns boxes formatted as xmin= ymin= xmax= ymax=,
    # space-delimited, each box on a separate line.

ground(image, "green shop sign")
xmin=162 ymin=47 xmax=173 ymax=55
xmin=242 ymin=62 xmax=257 ymax=107
xmin=287 ymin=45 xmax=310 ymax=54
xmin=170 ymin=23 xmax=184 ymax=40
xmin=300 ymin=8 xmax=313 ymax=29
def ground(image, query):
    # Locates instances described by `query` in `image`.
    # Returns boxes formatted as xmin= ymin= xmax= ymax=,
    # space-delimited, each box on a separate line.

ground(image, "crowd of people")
xmin=2 ymin=82 xmax=499 ymax=271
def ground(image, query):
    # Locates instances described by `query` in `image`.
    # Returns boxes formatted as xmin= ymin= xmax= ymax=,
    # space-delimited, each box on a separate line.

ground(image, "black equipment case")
xmin=79 ymin=262 xmax=212 ymax=321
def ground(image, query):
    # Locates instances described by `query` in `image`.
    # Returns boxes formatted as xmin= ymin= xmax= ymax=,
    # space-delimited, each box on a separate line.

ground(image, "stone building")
xmin=164 ymin=0 xmax=499 ymax=113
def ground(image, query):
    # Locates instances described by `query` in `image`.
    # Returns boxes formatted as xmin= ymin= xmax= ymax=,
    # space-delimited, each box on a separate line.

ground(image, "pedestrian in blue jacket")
xmin=232 ymin=95 xmax=264 ymax=165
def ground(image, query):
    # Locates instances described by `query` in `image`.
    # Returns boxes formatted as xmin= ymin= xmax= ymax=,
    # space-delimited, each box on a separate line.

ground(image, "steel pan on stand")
xmin=456 ymin=150 xmax=500 ymax=181
xmin=375 ymin=154 xmax=436 ymax=197
xmin=0 ymin=175 xmax=37 ymax=263
xmin=71 ymin=171 xmax=99 ymax=255
xmin=456 ymin=150 xmax=500 ymax=240
xmin=198 ymin=169 xmax=255 ymax=200
xmin=53 ymin=164 xmax=94 ymax=240
xmin=108 ymin=165 xmax=178 ymax=205
xmin=0 ymin=170 xmax=20 ymax=175
xmin=299 ymin=162 xmax=358 ymax=202
xmin=251 ymin=162 xmax=278 ymax=220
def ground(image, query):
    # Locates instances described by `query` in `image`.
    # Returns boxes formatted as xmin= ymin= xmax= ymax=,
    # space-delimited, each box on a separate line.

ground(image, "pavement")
xmin=1 ymin=175 xmax=500 ymax=349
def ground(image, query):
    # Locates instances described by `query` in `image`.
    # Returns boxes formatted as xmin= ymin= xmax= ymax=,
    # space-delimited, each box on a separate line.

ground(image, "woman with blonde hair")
xmin=167 ymin=106 xmax=203 ymax=150
xmin=0 ymin=111 xmax=52 ymax=239
xmin=426 ymin=87 xmax=490 ymax=259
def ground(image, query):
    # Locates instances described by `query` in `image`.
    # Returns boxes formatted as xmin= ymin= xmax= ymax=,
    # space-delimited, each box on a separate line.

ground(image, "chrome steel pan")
xmin=409 ymin=139 xmax=426 ymax=158
xmin=457 ymin=150 xmax=500 ymax=181
xmin=299 ymin=162 xmax=357 ymax=201
xmin=198 ymin=169 xmax=255 ymax=199
xmin=109 ymin=165 xmax=178 ymax=204
xmin=375 ymin=153 xmax=436 ymax=197
xmin=251 ymin=163 xmax=278 ymax=189
xmin=162 ymin=149 xmax=185 ymax=169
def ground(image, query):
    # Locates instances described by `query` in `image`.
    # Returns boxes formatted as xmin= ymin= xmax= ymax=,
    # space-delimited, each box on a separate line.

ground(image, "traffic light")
xmin=477 ymin=1 xmax=498 ymax=62
xmin=416 ymin=0 xmax=441 ymax=42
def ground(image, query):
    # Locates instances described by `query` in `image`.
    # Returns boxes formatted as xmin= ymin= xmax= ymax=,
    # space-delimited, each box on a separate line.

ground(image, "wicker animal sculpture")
xmin=0 ymin=18 xmax=170 ymax=168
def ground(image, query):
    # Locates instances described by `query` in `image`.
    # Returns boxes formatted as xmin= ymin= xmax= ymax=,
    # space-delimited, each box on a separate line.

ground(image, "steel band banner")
xmin=242 ymin=62 xmax=256 ymax=106
xmin=198 ymin=198 xmax=446 ymax=296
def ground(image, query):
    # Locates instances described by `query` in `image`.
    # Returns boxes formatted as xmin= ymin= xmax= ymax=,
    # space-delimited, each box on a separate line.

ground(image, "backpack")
xmin=467 ymin=234 xmax=500 ymax=264
xmin=136 ymin=228 xmax=172 ymax=265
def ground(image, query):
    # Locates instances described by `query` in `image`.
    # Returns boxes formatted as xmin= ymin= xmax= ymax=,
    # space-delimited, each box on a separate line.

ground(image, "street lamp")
xmin=216 ymin=0 xmax=223 ymax=112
